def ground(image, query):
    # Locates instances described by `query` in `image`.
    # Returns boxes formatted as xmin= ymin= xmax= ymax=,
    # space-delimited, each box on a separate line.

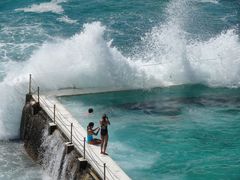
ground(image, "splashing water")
xmin=15 ymin=0 xmax=66 ymax=14
xmin=0 ymin=0 xmax=239 ymax=141
xmin=134 ymin=0 xmax=240 ymax=87
xmin=41 ymin=129 xmax=65 ymax=179
xmin=0 ymin=0 xmax=239 ymax=179
xmin=21 ymin=22 xmax=142 ymax=90
xmin=0 ymin=22 xmax=142 ymax=139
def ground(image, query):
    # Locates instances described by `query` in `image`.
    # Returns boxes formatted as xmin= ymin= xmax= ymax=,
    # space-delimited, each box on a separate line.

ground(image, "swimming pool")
xmin=58 ymin=85 xmax=240 ymax=180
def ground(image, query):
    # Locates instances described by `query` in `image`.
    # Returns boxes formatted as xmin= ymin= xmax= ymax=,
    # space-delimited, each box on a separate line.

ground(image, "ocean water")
xmin=0 ymin=141 xmax=46 ymax=180
xmin=0 ymin=0 xmax=240 ymax=179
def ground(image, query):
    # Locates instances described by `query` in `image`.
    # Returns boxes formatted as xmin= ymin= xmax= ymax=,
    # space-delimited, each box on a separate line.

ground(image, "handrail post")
xmin=37 ymin=86 xmax=40 ymax=103
xmin=84 ymin=137 xmax=86 ymax=159
xmin=70 ymin=123 xmax=73 ymax=144
xmin=29 ymin=74 xmax=32 ymax=95
xmin=104 ymin=163 xmax=106 ymax=180
xmin=53 ymin=105 xmax=56 ymax=124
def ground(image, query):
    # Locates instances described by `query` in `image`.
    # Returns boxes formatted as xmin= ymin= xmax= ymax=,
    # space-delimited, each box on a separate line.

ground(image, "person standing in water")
xmin=100 ymin=114 xmax=110 ymax=155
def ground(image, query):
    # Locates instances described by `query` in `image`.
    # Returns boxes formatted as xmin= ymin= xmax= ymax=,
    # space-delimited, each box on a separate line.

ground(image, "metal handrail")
xmin=29 ymin=74 xmax=119 ymax=180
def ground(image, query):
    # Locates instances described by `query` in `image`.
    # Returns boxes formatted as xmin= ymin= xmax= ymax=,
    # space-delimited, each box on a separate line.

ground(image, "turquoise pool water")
xmin=59 ymin=85 xmax=240 ymax=180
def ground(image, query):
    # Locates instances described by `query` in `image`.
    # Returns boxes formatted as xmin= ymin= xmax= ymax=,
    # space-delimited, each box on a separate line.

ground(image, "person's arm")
xmin=93 ymin=127 xmax=99 ymax=131
xmin=96 ymin=128 xmax=100 ymax=135
xmin=93 ymin=127 xmax=100 ymax=135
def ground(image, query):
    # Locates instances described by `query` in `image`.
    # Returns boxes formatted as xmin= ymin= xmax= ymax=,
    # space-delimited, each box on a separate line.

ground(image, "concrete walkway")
xmin=32 ymin=92 xmax=131 ymax=180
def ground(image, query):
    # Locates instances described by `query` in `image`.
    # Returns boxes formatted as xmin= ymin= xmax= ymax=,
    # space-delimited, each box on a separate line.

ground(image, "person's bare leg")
xmin=100 ymin=135 xmax=104 ymax=153
xmin=103 ymin=134 xmax=108 ymax=155
xmin=93 ymin=139 xmax=101 ymax=145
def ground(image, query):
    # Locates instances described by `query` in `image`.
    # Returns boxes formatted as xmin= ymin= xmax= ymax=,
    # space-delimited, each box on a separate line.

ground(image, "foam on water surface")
xmin=15 ymin=0 xmax=66 ymax=14
xmin=0 ymin=141 xmax=46 ymax=180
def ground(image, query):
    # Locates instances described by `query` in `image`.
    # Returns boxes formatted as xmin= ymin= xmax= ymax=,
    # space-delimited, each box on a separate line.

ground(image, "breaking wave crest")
xmin=1 ymin=0 xmax=240 ymax=140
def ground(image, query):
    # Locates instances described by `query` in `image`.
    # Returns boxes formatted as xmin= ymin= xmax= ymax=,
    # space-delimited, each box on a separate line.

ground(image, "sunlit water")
xmin=59 ymin=85 xmax=240 ymax=180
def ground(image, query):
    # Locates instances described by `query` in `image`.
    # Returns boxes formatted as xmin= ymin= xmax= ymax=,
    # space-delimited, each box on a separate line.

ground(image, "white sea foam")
xmin=0 ymin=141 xmax=44 ymax=179
xmin=41 ymin=129 xmax=65 ymax=179
xmin=57 ymin=15 xmax=78 ymax=24
xmin=133 ymin=0 xmax=240 ymax=87
xmin=0 ymin=21 xmax=142 ymax=140
xmin=200 ymin=0 xmax=219 ymax=4
xmin=20 ymin=21 xmax=142 ymax=90
xmin=0 ymin=71 xmax=28 ymax=139
xmin=0 ymin=0 xmax=240 ymax=140
xmin=41 ymin=173 xmax=52 ymax=180
xmin=16 ymin=0 xmax=66 ymax=14
xmin=135 ymin=26 xmax=240 ymax=87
